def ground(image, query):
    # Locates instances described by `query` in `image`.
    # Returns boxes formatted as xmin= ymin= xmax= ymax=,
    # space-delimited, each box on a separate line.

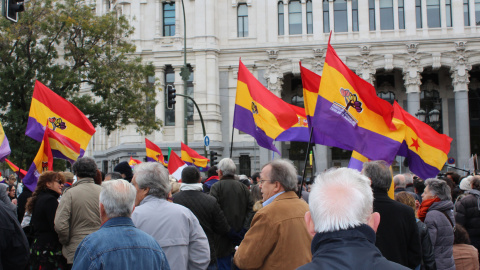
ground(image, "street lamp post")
xmin=415 ymin=108 xmax=441 ymax=131
xmin=179 ymin=0 xmax=190 ymax=145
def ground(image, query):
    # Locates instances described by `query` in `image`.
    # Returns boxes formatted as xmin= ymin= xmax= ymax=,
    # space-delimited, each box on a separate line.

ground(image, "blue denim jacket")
xmin=72 ymin=216 xmax=170 ymax=270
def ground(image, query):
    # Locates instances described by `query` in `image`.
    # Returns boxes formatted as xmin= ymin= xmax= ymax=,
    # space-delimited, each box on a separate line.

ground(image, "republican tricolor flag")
xmin=23 ymin=128 xmax=81 ymax=192
xmin=129 ymin=156 xmax=142 ymax=168
xmin=5 ymin=159 xmax=27 ymax=179
xmin=180 ymin=142 xmax=209 ymax=171
xmin=145 ymin=138 xmax=167 ymax=167
xmin=233 ymin=60 xmax=298 ymax=154
xmin=25 ymin=81 xmax=96 ymax=156
xmin=0 ymin=121 xmax=11 ymax=162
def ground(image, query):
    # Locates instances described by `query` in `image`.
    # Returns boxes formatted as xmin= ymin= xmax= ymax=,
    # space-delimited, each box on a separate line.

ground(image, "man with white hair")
xmin=298 ymin=168 xmax=409 ymax=270
xmin=131 ymin=162 xmax=209 ymax=270
xmin=72 ymin=180 xmax=170 ymax=269
xmin=210 ymin=158 xmax=254 ymax=270
xmin=234 ymin=159 xmax=312 ymax=269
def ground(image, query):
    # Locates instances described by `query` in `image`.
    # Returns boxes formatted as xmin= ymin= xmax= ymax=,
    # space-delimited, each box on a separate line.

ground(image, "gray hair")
xmin=263 ymin=159 xmax=297 ymax=192
xmin=425 ymin=178 xmax=452 ymax=201
xmin=393 ymin=174 xmax=406 ymax=188
xmin=100 ymin=179 xmax=136 ymax=218
xmin=105 ymin=172 xmax=122 ymax=180
xmin=404 ymin=173 xmax=414 ymax=186
xmin=362 ymin=160 xmax=392 ymax=192
xmin=73 ymin=157 xmax=98 ymax=178
xmin=309 ymin=168 xmax=373 ymax=233
xmin=133 ymin=162 xmax=171 ymax=199
xmin=218 ymin=158 xmax=236 ymax=176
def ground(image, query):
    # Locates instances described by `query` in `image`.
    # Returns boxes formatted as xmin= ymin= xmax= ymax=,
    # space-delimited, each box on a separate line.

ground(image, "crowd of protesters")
xmin=1 ymin=157 xmax=480 ymax=270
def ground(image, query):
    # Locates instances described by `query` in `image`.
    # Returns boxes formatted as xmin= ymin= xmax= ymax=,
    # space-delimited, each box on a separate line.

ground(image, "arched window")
xmin=238 ymin=4 xmax=248 ymax=37
xmin=289 ymin=0 xmax=302 ymax=34
xmin=278 ymin=1 xmax=285 ymax=35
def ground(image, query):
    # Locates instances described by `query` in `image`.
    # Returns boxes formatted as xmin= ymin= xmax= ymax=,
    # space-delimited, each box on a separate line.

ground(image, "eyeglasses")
xmin=55 ymin=179 xmax=63 ymax=185
xmin=259 ymin=179 xmax=272 ymax=185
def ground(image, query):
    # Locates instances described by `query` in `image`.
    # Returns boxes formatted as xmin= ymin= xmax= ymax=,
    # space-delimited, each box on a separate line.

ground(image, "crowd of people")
xmin=1 ymin=157 xmax=480 ymax=270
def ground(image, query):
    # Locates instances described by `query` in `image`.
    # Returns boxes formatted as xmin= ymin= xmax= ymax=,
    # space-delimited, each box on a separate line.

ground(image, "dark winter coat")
xmin=417 ymin=220 xmax=436 ymax=270
xmin=0 ymin=201 xmax=29 ymax=270
xmin=173 ymin=189 xmax=230 ymax=263
xmin=425 ymin=200 xmax=455 ymax=270
xmin=298 ymin=224 xmax=410 ymax=270
xmin=455 ymin=189 xmax=480 ymax=252
xmin=31 ymin=189 xmax=62 ymax=247
xmin=210 ymin=175 xmax=254 ymax=258
xmin=17 ymin=187 xmax=32 ymax=223
xmin=373 ymin=190 xmax=422 ymax=269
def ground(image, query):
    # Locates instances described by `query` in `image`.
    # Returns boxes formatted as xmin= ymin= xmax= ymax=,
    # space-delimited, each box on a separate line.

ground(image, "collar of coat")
xmin=72 ymin=177 xmax=95 ymax=187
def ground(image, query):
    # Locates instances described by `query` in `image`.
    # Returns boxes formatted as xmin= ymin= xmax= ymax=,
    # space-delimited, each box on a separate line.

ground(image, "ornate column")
xmin=312 ymin=48 xmax=326 ymax=75
xmin=264 ymin=50 xmax=285 ymax=97
xmin=451 ymin=41 xmax=472 ymax=169
xmin=358 ymin=45 xmax=376 ymax=85
xmin=154 ymin=66 xmax=166 ymax=141
xmin=173 ymin=65 xmax=185 ymax=141
xmin=403 ymin=43 xmax=423 ymax=116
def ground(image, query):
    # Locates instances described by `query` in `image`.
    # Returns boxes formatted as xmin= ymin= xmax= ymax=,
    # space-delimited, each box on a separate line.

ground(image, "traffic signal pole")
xmin=176 ymin=93 xmax=207 ymax=157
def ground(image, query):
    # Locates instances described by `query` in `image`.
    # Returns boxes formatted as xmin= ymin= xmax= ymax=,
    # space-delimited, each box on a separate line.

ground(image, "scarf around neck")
xmin=418 ymin=197 xmax=441 ymax=222
xmin=180 ymin=183 xmax=203 ymax=191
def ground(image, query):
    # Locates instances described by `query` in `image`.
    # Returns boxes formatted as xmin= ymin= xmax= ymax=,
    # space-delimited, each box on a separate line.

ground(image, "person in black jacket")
xmin=298 ymin=168 xmax=409 ymax=270
xmin=17 ymin=186 xmax=33 ymax=223
xmin=174 ymin=166 xmax=231 ymax=269
xmin=455 ymin=176 xmax=480 ymax=252
xmin=26 ymin=171 xmax=67 ymax=269
xmin=362 ymin=161 xmax=422 ymax=269
xmin=0 ymin=200 xmax=30 ymax=270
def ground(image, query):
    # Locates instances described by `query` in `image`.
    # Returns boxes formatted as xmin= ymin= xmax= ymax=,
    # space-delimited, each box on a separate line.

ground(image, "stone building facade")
xmin=90 ymin=0 xmax=480 ymax=176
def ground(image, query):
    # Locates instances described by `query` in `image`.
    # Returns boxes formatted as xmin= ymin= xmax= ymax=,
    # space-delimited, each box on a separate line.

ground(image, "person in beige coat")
xmin=234 ymin=159 xmax=312 ymax=270
xmin=54 ymin=157 xmax=102 ymax=266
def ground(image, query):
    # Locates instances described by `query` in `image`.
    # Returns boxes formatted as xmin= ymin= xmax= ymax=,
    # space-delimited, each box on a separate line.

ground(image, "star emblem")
xmin=410 ymin=138 xmax=420 ymax=151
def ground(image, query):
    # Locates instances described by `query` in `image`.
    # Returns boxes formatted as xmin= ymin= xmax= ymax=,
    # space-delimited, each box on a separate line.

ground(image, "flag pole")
xmin=298 ymin=126 xmax=314 ymax=198
xmin=230 ymin=119 xmax=235 ymax=159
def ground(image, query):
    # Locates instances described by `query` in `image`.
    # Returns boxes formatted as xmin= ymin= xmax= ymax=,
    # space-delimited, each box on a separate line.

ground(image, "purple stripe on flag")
xmin=22 ymin=162 xmax=39 ymax=192
xmin=399 ymin=142 xmax=440 ymax=180
xmin=0 ymin=136 xmax=11 ymax=162
xmin=276 ymin=127 xmax=310 ymax=142
xmin=25 ymin=117 xmax=45 ymax=142
xmin=233 ymin=105 xmax=279 ymax=154
xmin=312 ymin=97 xmax=402 ymax=164
xmin=348 ymin=157 xmax=364 ymax=172
xmin=146 ymin=157 xmax=157 ymax=162
xmin=51 ymin=149 xmax=75 ymax=163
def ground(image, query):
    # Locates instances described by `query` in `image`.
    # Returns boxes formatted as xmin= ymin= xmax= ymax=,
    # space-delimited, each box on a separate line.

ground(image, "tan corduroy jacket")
xmin=234 ymin=191 xmax=312 ymax=270
xmin=54 ymin=177 xmax=101 ymax=264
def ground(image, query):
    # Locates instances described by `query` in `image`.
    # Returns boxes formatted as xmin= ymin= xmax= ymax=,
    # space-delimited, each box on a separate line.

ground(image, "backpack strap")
xmin=441 ymin=210 xmax=455 ymax=232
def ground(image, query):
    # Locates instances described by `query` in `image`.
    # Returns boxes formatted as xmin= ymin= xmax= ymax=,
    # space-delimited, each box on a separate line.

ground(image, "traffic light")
xmin=167 ymin=85 xmax=176 ymax=109
xmin=4 ymin=0 xmax=25 ymax=23
xmin=210 ymin=151 xmax=218 ymax=167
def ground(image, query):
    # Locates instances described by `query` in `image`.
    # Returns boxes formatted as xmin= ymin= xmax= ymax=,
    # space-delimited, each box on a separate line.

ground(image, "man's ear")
xmin=367 ymin=212 xmax=381 ymax=232
xmin=304 ymin=211 xmax=316 ymax=237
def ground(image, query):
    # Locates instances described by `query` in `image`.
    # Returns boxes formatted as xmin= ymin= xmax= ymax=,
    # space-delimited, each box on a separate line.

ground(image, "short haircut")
xmin=100 ymin=179 xmax=136 ymax=219
xmin=263 ymin=159 xmax=298 ymax=192
xmin=251 ymin=172 xmax=260 ymax=184
xmin=207 ymin=166 xmax=218 ymax=178
xmin=105 ymin=172 xmax=122 ymax=180
xmin=218 ymin=158 xmax=236 ymax=176
xmin=414 ymin=177 xmax=426 ymax=194
xmin=425 ymin=178 xmax=452 ymax=201
xmin=404 ymin=173 xmax=414 ymax=185
xmin=471 ymin=177 xmax=480 ymax=191
xmin=309 ymin=168 xmax=373 ymax=233
xmin=362 ymin=160 xmax=392 ymax=192
xmin=393 ymin=174 xmax=406 ymax=188
xmin=181 ymin=166 xmax=200 ymax=184
xmin=73 ymin=157 xmax=98 ymax=178
xmin=133 ymin=162 xmax=171 ymax=199
xmin=395 ymin=191 xmax=416 ymax=213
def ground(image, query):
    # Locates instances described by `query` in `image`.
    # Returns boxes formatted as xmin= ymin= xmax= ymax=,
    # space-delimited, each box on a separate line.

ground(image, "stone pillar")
xmin=155 ymin=0 xmax=162 ymax=37
xmin=314 ymin=145 xmax=330 ymax=173
xmin=358 ymin=45 xmax=376 ymax=84
xmin=358 ymin=0 xmax=369 ymax=38
xmin=403 ymin=43 xmax=423 ymax=116
xmin=173 ymin=66 xmax=185 ymax=141
xmin=451 ymin=41 xmax=471 ymax=169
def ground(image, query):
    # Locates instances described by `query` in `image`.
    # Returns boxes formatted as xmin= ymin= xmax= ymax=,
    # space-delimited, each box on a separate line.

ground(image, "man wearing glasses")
xmin=234 ymin=159 xmax=312 ymax=269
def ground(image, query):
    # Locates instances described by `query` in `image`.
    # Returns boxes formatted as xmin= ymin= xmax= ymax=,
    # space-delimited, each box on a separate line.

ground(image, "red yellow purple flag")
xmin=129 ymin=156 xmax=142 ymax=168
xmin=25 ymin=81 xmax=96 ymax=156
xmin=23 ymin=128 xmax=81 ymax=191
xmin=5 ymin=159 xmax=27 ymax=179
xmin=0 ymin=121 xmax=10 ymax=162
xmin=312 ymin=40 xmax=403 ymax=164
xmin=181 ymin=142 xmax=209 ymax=171
xmin=233 ymin=60 xmax=298 ymax=154
xmin=168 ymin=148 xmax=187 ymax=181
xmin=145 ymin=138 xmax=167 ymax=167
xmin=276 ymin=104 xmax=310 ymax=142
xmin=393 ymin=101 xmax=452 ymax=180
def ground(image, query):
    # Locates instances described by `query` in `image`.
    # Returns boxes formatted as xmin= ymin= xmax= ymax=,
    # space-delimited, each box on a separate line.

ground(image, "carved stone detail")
xmin=384 ymin=54 xmax=393 ymax=71
xmin=451 ymin=41 xmax=471 ymax=91
xmin=263 ymin=50 xmax=286 ymax=94
xmin=403 ymin=43 xmax=423 ymax=92
xmin=312 ymin=48 xmax=326 ymax=74
xmin=432 ymin=53 xmax=441 ymax=70
xmin=358 ymin=45 xmax=375 ymax=84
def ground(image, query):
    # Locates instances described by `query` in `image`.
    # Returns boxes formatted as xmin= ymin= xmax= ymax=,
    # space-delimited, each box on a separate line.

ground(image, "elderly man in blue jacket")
xmin=298 ymin=168 xmax=410 ymax=270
